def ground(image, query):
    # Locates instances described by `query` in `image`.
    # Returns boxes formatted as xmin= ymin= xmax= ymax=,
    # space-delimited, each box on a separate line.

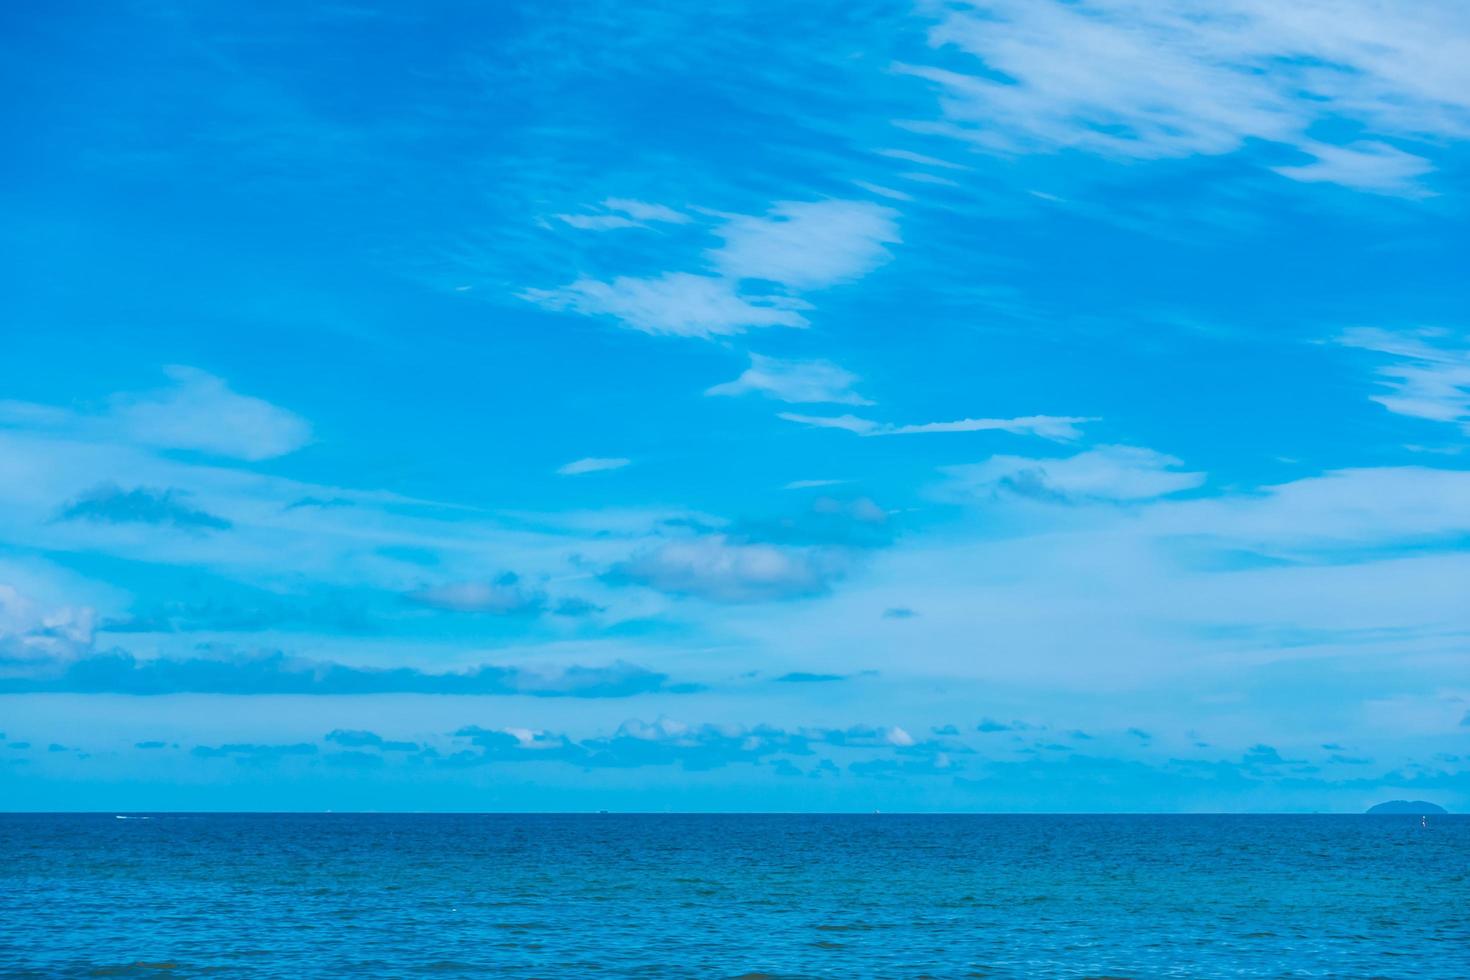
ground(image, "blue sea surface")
xmin=1 ymin=813 xmax=1466 ymax=978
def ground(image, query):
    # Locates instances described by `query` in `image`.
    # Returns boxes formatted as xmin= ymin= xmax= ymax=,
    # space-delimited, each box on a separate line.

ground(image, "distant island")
xmin=1366 ymin=800 xmax=1448 ymax=815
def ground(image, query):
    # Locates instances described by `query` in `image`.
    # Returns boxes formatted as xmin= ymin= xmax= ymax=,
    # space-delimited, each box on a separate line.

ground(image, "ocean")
xmin=1 ymin=813 xmax=1465 ymax=978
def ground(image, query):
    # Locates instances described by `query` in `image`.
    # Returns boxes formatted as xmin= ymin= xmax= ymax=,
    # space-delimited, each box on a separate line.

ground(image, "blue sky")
xmin=3 ymin=0 xmax=1469 ymax=812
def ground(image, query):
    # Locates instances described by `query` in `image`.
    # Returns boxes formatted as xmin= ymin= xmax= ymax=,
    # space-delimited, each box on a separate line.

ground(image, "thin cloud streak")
xmin=557 ymin=457 xmax=633 ymax=476
xmin=780 ymin=412 xmax=1096 ymax=440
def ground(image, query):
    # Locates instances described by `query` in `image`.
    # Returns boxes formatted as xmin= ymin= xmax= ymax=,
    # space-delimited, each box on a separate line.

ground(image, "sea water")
xmin=1 ymin=813 xmax=1466 ymax=978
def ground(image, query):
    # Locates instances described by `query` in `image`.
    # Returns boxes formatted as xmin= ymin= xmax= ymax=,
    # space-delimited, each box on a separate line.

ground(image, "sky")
xmin=3 ymin=0 xmax=1469 ymax=812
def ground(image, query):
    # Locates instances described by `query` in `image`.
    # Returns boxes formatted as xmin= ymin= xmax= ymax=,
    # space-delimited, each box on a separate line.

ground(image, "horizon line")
xmin=2 ymin=809 xmax=1453 ymax=817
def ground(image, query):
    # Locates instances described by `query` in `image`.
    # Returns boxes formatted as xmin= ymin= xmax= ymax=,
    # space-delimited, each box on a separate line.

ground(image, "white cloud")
xmin=1271 ymin=141 xmax=1436 ymax=197
xmin=1152 ymin=466 xmax=1470 ymax=548
xmin=0 ymin=402 xmax=71 ymax=428
xmin=613 ymin=534 xmax=844 ymax=603
xmin=603 ymin=198 xmax=690 ymax=224
xmin=553 ymin=213 xmax=643 ymax=231
xmin=706 ymin=354 xmax=872 ymax=405
xmin=1337 ymin=327 xmax=1470 ymax=431
xmin=874 ymin=148 xmax=969 ymax=170
xmin=112 ymin=366 xmax=312 ymax=461
xmin=884 ymin=416 xmax=1094 ymax=438
xmin=896 ymin=170 xmax=960 ymax=188
xmin=776 ymin=413 xmax=876 ymax=435
xmin=713 ymin=462 xmax=1470 ymax=739
xmin=0 ymin=425 xmax=660 ymax=615
xmin=710 ymin=200 xmax=900 ymax=289
xmin=524 ymin=198 xmax=899 ymax=339
xmin=0 ymin=366 xmax=311 ymax=462
xmin=406 ymin=579 xmax=542 ymax=614
xmin=0 ymin=581 xmax=96 ymax=662
xmin=557 ymin=457 xmax=632 ymax=476
xmin=784 ymin=479 xmax=849 ymax=491
xmin=780 ymin=412 xmax=1094 ymax=441
xmin=942 ymin=445 xmax=1206 ymax=503
xmin=851 ymin=180 xmax=914 ymax=202
xmin=614 ymin=716 xmax=691 ymax=741
xmin=552 ymin=198 xmax=690 ymax=231
xmin=885 ymin=725 xmax=916 ymax=747
xmin=521 ymin=273 xmax=808 ymax=338
xmin=903 ymin=0 xmax=1470 ymax=193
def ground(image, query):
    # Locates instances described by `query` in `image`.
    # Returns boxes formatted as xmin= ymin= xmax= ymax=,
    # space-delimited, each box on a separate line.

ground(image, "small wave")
xmin=87 ymin=962 xmax=178 ymax=976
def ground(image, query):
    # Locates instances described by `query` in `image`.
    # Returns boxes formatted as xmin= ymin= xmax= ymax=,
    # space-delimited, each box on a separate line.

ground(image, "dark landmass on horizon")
xmin=1366 ymin=800 xmax=1448 ymax=815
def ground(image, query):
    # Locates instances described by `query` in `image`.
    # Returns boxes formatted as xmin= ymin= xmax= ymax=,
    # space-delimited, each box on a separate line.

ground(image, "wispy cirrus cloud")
xmin=1271 ymin=140 xmax=1435 ymax=196
xmin=903 ymin=0 xmax=1470 ymax=194
xmin=521 ymin=199 xmax=899 ymax=339
xmin=1336 ymin=327 xmax=1470 ymax=432
xmin=522 ymin=272 xmax=808 ymax=338
xmin=603 ymin=198 xmax=690 ymax=224
xmin=784 ymin=479 xmax=849 ymax=491
xmin=707 ymin=353 xmax=872 ymax=405
xmin=874 ymin=148 xmax=969 ymax=171
xmin=0 ymin=366 xmax=310 ymax=462
xmin=112 ymin=366 xmax=312 ymax=460
xmin=1149 ymin=466 xmax=1470 ymax=550
xmin=551 ymin=197 xmax=692 ymax=231
xmin=551 ymin=213 xmax=644 ymax=231
xmin=941 ymin=446 xmax=1206 ymax=503
xmin=708 ymin=200 xmax=900 ymax=289
xmin=557 ymin=456 xmax=632 ymax=476
xmin=780 ymin=412 xmax=1094 ymax=440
